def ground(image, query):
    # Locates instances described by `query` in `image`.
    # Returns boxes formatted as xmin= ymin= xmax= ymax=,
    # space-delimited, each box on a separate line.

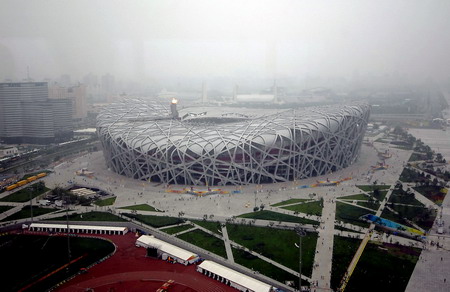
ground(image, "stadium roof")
xmin=199 ymin=260 xmax=272 ymax=292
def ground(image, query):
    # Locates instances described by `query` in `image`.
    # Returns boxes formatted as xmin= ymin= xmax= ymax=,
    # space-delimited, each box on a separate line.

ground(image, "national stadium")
xmin=97 ymin=98 xmax=370 ymax=186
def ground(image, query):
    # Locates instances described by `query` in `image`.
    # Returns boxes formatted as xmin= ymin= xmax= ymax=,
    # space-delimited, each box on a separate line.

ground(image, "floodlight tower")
xmin=295 ymin=226 xmax=306 ymax=291
xmin=170 ymin=98 xmax=179 ymax=119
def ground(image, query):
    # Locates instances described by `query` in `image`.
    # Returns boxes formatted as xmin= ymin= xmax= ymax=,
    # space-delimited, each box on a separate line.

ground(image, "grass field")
xmin=119 ymin=204 xmax=160 ymax=212
xmin=0 ymin=205 xmax=14 ymax=214
xmin=335 ymin=202 xmax=371 ymax=228
xmin=413 ymin=186 xmax=447 ymax=205
xmin=124 ymin=213 xmax=184 ymax=227
xmin=389 ymin=190 xmax=424 ymax=206
xmin=381 ymin=204 xmax=436 ymax=230
xmin=0 ymin=234 xmax=115 ymax=292
xmin=232 ymin=247 xmax=304 ymax=289
xmin=356 ymin=201 xmax=380 ymax=210
xmin=177 ymin=229 xmax=227 ymax=258
xmin=0 ymin=186 xmax=50 ymax=202
xmin=94 ymin=197 xmax=116 ymax=206
xmin=161 ymin=224 xmax=194 ymax=235
xmin=227 ymin=224 xmax=317 ymax=276
xmin=49 ymin=211 xmax=127 ymax=222
xmin=190 ymin=220 xmax=222 ymax=234
xmin=345 ymin=242 xmax=420 ymax=292
xmin=1 ymin=205 xmax=58 ymax=222
xmin=356 ymin=185 xmax=390 ymax=192
xmin=281 ymin=200 xmax=323 ymax=216
xmin=331 ymin=236 xmax=361 ymax=290
xmin=271 ymin=198 xmax=309 ymax=207
xmin=340 ymin=193 xmax=369 ymax=200
xmin=238 ymin=210 xmax=319 ymax=225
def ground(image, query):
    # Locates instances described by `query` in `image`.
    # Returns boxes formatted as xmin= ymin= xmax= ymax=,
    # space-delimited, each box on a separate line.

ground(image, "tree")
xmin=373 ymin=188 xmax=381 ymax=199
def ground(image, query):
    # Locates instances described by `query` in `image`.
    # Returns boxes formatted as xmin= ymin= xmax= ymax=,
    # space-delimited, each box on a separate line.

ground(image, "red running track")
xmin=55 ymin=232 xmax=237 ymax=292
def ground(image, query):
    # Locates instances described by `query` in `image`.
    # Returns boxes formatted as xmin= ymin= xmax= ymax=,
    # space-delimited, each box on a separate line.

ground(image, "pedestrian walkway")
xmin=221 ymin=224 xmax=234 ymax=263
xmin=310 ymin=197 xmax=336 ymax=291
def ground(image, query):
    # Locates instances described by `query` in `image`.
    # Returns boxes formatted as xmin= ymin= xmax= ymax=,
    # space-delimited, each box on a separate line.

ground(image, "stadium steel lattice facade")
xmin=97 ymin=99 xmax=370 ymax=186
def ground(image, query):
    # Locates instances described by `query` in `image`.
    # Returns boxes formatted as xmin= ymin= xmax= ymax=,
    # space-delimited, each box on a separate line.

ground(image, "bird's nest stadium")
xmin=97 ymin=99 xmax=370 ymax=186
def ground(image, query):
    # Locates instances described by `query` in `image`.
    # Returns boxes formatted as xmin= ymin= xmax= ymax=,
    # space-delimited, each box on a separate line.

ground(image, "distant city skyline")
xmin=1 ymin=1 xmax=450 ymax=84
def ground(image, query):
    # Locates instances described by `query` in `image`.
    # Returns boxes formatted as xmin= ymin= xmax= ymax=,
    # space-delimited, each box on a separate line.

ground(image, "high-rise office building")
xmin=49 ymin=83 xmax=87 ymax=119
xmin=0 ymin=82 xmax=73 ymax=144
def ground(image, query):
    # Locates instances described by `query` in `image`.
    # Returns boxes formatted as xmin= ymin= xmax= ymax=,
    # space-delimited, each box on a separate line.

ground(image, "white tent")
xmin=136 ymin=235 xmax=199 ymax=265
xmin=29 ymin=223 xmax=128 ymax=235
xmin=197 ymin=260 xmax=272 ymax=292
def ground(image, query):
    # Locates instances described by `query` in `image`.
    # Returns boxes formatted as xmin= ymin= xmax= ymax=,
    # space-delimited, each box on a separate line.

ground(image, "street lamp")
xmin=294 ymin=226 xmax=306 ymax=292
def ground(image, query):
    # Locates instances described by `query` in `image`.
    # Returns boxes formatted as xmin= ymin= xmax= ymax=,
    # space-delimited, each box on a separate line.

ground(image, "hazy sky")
xmin=1 ymin=0 xmax=450 ymax=83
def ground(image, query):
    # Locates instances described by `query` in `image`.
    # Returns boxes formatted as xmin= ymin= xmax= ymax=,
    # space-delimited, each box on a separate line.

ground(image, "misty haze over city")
xmin=1 ymin=0 xmax=450 ymax=89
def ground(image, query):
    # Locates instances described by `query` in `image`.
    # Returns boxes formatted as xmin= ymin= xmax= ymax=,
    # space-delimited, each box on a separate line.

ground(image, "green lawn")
xmin=399 ymin=168 xmax=429 ymax=183
xmin=271 ymin=198 xmax=309 ymax=207
xmin=0 ymin=234 xmax=114 ymax=292
xmin=123 ymin=213 xmax=184 ymax=227
xmin=356 ymin=185 xmax=390 ymax=192
xmin=238 ymin=210 xmax=319 ymax=225
xmin=1 ymin=205 xmax=58 ymax=222
xmin=227 ymin=224 xmax=317 ymax=276
xmin=232 ymin=247 xmax=304 ymax=289
xmin=119 ymin=204 xmax=160 ymax=212
xmin=94 ymin=196 xmax=116 ymax=206
xmin=49 ymin=211 xmax=126 ymax=222
xmin=281 ymin=200 xmax=323 ymax=216
xmin=380 ymin=208 xmax=414 ymax=228
xmin=346 ymin=242 xmax=421 ymax=292
xmin=340 ymin=193 xmax=369 ymax=200
xmin=177 ymin=229 xmax=227 ymax=258
xmin=382 ymin=204 xmax=436 ymax=231
xmin=374 ymin=190 xmax=389 ymax=201
xmin=335 ymin=202 xmax=371 ymax=228
xmin=331 ymin=236 xmax=361 ymax=290
xmin=413 ymin=186 xmax=447 ymax=205
xmin=161 ymin=224 xmax=194 ymax=235
xmin=409 ymin=153 xmax=428 ymax=162
xmin=0 ymin=205 xmax=14 ymax=214
xmin=389 ymin=190 xmax=424 ymax=206
xmin=356 ymin=201 xmax=380 ymax=210
xmin=190 ymin=220 xmax=222 ymax=235
xmin=0 ymin=186 xmax=50 ymax=202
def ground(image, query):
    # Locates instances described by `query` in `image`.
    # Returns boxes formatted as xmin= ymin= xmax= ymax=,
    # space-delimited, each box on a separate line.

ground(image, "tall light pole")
xmin=295 ymin=226 xmax=306 ymax=291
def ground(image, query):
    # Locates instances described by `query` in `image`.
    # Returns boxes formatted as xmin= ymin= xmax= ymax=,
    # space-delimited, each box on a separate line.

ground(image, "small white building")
xmin=136 ymin=235 xmax=199 ymax=265
xmin=0 ymin=146 xmax=18 ymax=158
xmin=197 ymin=260 xmax=273 ymax=292
xmin=71 ymin=188 xmax=97 ymax=198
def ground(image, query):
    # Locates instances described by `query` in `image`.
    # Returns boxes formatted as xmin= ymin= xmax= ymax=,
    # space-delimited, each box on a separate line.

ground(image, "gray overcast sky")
xmin=1 ymin=0 xmax=450 ymax=83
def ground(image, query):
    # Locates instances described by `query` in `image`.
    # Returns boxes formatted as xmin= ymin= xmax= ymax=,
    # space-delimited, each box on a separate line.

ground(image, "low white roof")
xmin=198 ymin=260 xmax=272 ymax=292
xmin=137 ymin=235 xmax=198 ymax=262
xmin=29 ymin=223 xmax=127 ymax=232
xmin=71 ymin=188 xmax=97 ymax=196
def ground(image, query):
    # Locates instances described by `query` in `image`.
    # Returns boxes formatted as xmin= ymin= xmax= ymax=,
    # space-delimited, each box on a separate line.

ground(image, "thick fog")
xmin=1 ymin=0 xmax=450 ymax=83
